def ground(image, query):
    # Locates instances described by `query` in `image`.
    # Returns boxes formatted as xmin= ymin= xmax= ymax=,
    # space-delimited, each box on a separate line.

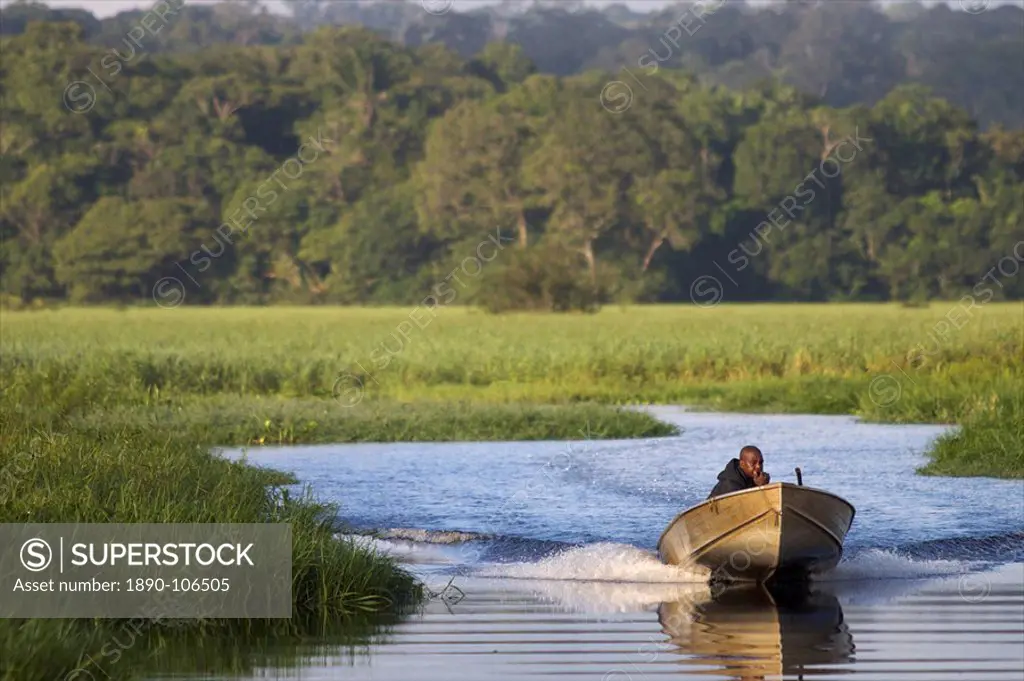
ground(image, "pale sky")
xmin=6 ymin=0 xmax=677 ymax=17
xmin=4 ymin=0 xmax=1023 ymax=18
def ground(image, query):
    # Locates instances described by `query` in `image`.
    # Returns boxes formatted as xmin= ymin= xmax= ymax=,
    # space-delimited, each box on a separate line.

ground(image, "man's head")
xmin=738 ymin=445 xmax=764 ymax=480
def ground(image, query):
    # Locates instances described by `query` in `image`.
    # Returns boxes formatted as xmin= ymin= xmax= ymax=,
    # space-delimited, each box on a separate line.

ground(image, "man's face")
xmin=739 ymin=453 xmax=763 ymax=479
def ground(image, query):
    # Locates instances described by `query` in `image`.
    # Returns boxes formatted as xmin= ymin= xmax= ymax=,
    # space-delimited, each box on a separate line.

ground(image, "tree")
xmin=52 ymin=197 xmax=213 ymax=302
xmin=467 ymin=42 xmax=537 ymax=91
xmin=0 ymin=12 xmax=1020 ymax=308
xmin=415 ymin=97 xmax=533 ymax=249
xmin=868 ymin=84 xmax=984 ymax=198
xmin=631 ymin=169 xmax=719 ymax=273
xmin=522 ymin=83 xmax=651 ymax=283
xmin=0 ymin=155 xmax=98 ymax=298
xmin=300 ymin=182 xmax=437 ymax=303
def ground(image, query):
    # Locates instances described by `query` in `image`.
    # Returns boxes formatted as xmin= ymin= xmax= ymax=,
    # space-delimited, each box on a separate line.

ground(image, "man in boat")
xmin=708 ymin=445 xmax=770 ymax=498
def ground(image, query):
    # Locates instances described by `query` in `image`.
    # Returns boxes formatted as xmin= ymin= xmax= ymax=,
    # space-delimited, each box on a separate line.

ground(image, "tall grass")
xmin=2 ymin=305 xmax=1018 ymax=399
xmin=0 ymin=383 xmax=421 ymax=681
xmin=921 ymin=389 xmax=1024 ymax=477
xmin=61 ymin=396 xmax=677 ymax=444
xmin=1 ymin=303 xmax=1019 ymax=438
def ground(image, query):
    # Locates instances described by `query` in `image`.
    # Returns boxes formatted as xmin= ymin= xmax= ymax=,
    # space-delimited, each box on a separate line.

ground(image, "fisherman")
xmin=708 ymin=445 xmax=770 ymax=498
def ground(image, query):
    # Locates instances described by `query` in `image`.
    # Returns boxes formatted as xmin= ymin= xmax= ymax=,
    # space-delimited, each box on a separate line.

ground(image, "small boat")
xmin=658 ymin=481 xmax=855 ymax=583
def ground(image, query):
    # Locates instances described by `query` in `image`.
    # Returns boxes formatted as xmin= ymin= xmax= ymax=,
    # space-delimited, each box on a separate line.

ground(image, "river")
xmin=157 ymin=408 xmax=1024 ymax=680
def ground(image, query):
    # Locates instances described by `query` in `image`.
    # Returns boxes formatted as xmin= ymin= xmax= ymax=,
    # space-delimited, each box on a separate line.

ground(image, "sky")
xmin=7 ymin=0 xmax=1023 ymax=19
xmin=11 ymin=0 xmax=683 ymax=16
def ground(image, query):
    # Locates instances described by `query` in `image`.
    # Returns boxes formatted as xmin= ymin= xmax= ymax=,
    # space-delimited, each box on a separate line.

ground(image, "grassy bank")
xmin=1 ymin=304 xmax=1019 ymax=476
xmin=0 ymin=384 xmax=421 ymax=681
xmin=920 ymin=389 xmax=1024 ymax=477
xmin=67 ymin=397 xmax=677 ymax=444
xmin=3 ymin=305 xmax=1019 ymax=399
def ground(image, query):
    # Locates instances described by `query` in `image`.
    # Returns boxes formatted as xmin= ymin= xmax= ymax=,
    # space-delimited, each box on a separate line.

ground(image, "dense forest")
xmin=4 ymin=0 xmax=1023 ymax=129
xmin=1 ymin=0 xmax=1022 ymax=308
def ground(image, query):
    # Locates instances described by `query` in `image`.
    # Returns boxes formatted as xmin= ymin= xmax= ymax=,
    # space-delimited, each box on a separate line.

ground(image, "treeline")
xmin=2 ymin=0 xmax=1023 ymax=129
xmin=0 ymin=19 xmax=1022 ymax=308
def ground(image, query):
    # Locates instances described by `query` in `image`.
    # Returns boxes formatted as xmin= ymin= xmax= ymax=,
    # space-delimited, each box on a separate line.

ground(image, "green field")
xmin=3 ymin=304 xmax=1020 ymax=389
xmin=2 ymin=303 xmax=1020 ymax=467
xmin=1 ymin=303 xmax=1020 ymax=680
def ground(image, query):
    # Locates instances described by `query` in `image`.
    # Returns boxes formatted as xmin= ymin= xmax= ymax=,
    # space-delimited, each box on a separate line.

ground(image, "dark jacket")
xmin=708 ymin=458 xmax=755 ymax=498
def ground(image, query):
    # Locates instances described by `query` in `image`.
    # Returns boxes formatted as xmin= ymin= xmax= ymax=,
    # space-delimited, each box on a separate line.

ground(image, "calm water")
xmin=161 ymin=409 xmax=1024 ymax=680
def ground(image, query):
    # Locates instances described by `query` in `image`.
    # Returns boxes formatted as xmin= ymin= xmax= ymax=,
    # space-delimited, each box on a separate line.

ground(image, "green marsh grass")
xmin=66 ymin=397 xmax=679 ymax=444
xmin=0 ymin=385 xmax=420 ymax=681
xmin=920 ymin=389 xmax=1024 ymax=478
xmin=1 ymin=303 xmax=1020 ymax=470
xmin=2 ymin=304 xmax=1018 ymax=400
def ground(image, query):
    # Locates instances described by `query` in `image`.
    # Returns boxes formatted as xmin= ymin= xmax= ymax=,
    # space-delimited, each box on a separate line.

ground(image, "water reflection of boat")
xmin=658 ymin=583 xmax=855 ymax=680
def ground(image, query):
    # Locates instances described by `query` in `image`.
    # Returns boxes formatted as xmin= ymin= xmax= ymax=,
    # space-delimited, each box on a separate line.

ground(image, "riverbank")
xmin=67 ymin=397 xmax=678 ymax=444
xmin=2 ymin=304 xmax=1020 ymax=475
xmin=0 ymin=384 xmax=421 ymax=681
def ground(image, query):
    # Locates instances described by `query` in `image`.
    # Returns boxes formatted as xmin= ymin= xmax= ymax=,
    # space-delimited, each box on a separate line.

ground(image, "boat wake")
xmin=475 ymin=542 xmax=708 ymax=583
xmin=346 ymin=526 xmax=1016 ymax=586
xmin=340 ymin=533 xmax=460 ymax=564
xmin=890 ymin=530 xmax=1024 ymax=564
xmin=343 ymin=527 xmax=576 ymax=566
xmin=515 ymin=578 xmax=713 ymax=614
xmin=823 ymin=548 xmax=977 ymax=581
xmin=370 ymin=528 xmax=494 ymax=544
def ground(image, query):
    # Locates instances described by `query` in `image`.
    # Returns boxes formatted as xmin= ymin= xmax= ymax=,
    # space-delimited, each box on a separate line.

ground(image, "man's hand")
xmin=754 ymin=471 xmax=770 ymax=486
